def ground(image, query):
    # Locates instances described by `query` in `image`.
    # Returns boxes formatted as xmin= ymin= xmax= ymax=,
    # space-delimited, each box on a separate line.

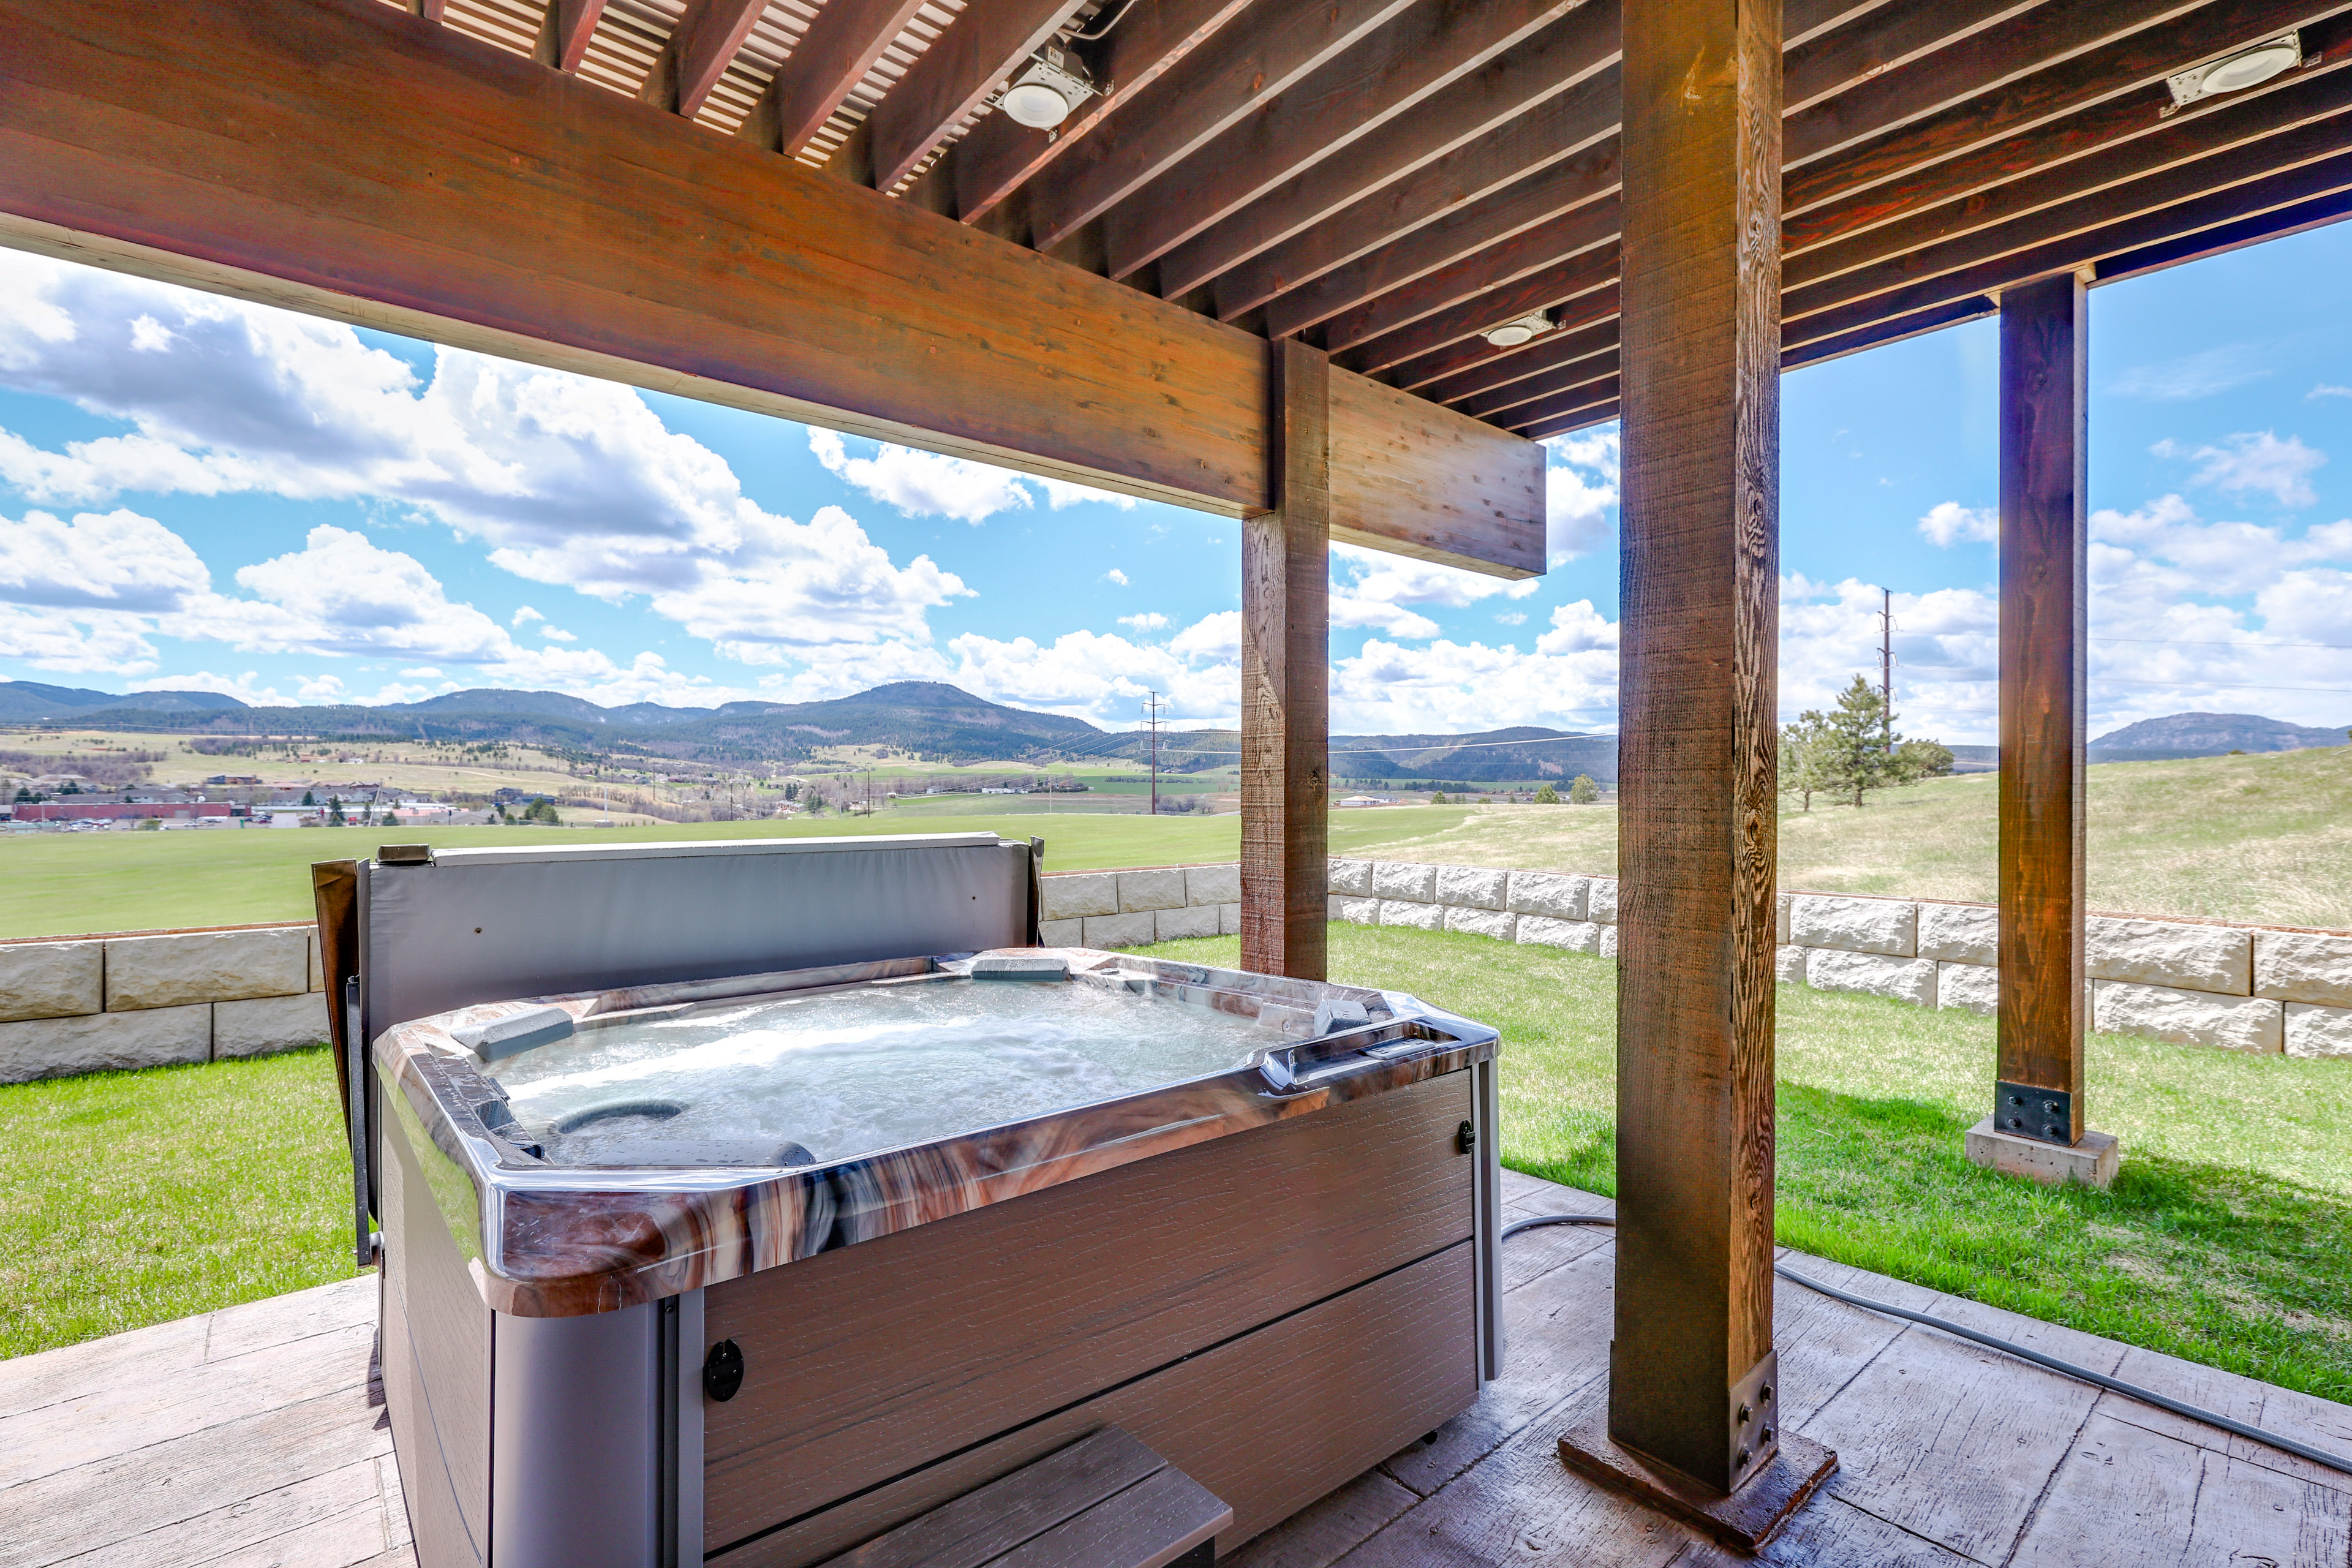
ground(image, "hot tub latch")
xmin=703 ymin=1339 xmax=745 ymax=1403
xmin=1457 ymin=1120 xmax=1477 ymax=1155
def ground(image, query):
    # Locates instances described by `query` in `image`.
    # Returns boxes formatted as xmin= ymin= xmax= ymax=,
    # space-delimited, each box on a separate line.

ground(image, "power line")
xmin=2095 ymin=635 xmax=2352 ymax=652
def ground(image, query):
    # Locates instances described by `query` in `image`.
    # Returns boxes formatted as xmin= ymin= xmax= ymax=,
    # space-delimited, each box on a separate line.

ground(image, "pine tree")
xmin=1534 ymin=782 xmax=1560 ymax=804
xmin=1567 ymin=774 xmax=1600 ymax=804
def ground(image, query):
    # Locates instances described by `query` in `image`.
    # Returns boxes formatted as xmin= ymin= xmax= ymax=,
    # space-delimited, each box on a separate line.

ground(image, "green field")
xmin=10 ymin=923 xmax=2346 ymax=1402
xmin=0 ymin=807 xmax=1469 ymax=938
xmin=1359 ymin=743 xmax=2352 ymax=929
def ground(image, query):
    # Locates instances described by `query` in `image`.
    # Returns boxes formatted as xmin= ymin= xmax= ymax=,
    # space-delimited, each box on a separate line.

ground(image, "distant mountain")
xmin=1328 ymin=726 xmax=1618 ymax=785
xmin=2089 ymin=712 xmax=2350 ymax=761
xmin=0 ymin=681 xmax=250 ymax=722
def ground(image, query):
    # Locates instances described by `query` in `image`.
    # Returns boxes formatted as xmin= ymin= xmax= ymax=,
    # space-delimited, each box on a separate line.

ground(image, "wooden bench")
xmin=820 ymin=1426 xmax=1231 ymax=1568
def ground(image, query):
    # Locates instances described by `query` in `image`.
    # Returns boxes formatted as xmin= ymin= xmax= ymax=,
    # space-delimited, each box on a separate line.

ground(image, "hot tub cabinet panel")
xmin=702 ymin=1069 xmax=1477 ymax=1554
xmin=364 ymin=923 xmax=1501 ymax=1568
xmin=721 ymin=1242 xmax=1480 ymax=1567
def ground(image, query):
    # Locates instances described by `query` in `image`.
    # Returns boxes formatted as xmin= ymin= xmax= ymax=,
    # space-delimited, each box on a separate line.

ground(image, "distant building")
xmin=206 ymin=774 xmax=263 ymax=785
xmin=10 ymin=801 xmax=238 ymax=823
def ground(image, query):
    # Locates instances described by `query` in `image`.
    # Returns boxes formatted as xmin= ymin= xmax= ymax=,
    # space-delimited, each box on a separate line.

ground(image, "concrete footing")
xmin=1964 ymin=1117 xmax=2120 ymax=1188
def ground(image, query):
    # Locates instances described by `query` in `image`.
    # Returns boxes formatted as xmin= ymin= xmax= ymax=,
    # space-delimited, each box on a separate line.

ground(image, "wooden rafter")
xmin=533 ymin=0 xmax=609 ymax=72
xmin=869 ymin=0 xmax=1091 ymax=192
xmin=638 ymin=0 xmax=770 ymax=118
xmin=741 ymin=0 xmax=932 ymax=157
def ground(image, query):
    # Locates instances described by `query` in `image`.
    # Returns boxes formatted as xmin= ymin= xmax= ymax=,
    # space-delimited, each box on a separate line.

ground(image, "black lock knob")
xmin=703 ymin=1339 xmax=745 ymax=1403
xmin=1457 ymin=1120 xmax=1477 ymax=1155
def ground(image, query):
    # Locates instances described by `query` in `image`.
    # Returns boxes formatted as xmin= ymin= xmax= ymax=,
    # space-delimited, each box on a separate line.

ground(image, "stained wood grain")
xmin=0 ymin=0 xmax=1537 ymax=576
xmin=702 ymin=1071 xmax=1472 ymax=1547
xmin=1329 ymin=369 xmax=1545 ymax=579
xmin=533 ymin=0 xmax=609 ymax=73
xmin=1323 ymin=197 xmax=1619 ymax=354
xmin=867 ymin=0 xmax=1087 ymax=192
xmin=1242 ymin=337 xmax=1331 ymax=981
xmin=1214 ymin=1469 xmax=1420 ymax=1568
xmin=1028 ymin=0 xmax=1422 ymax=250
xmin=2095 ymin=1344 xmax=2352 ymax=1496
xmin=745 ymin=0 xmax=932 ymax=157
xmin=1607 ymin=0 xmax=1784 ymax=1493
xmin=1102 ymin=0 xmax=1581 ymax=282
xmin=953 ymin=0 xmax=1256 ymax=222
xmin=664 ymin=0 xmax=772 ymax=119
xmin=1996 ymin=272 xmax=2087 ymax=1127
xmin=718 ymin=1242 xmax=1479 ymax=1567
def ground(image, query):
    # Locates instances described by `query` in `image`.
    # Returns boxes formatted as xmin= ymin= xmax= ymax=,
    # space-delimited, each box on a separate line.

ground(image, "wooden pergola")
xmin=4 ymin=0 xmax=2344 ymax=1547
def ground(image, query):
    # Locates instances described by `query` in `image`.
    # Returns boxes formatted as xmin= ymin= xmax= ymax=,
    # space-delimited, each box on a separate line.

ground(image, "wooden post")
xmin=1240 ymin=337 xmax=1330 ymax=980
xmin=1558 ymin=0 xmax=1834 ymax=1550
xmin=1993 ymin=273 xmax=2092 ymax=1147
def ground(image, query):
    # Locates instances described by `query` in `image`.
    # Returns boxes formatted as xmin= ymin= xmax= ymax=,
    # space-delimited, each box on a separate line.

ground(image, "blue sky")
xmin=1 ymin=222 xmax=2348 ymax=742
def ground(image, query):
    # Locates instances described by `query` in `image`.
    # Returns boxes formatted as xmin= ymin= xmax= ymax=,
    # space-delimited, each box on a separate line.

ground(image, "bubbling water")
xmin=488 ymin=976 xmax=1285 ymax=1167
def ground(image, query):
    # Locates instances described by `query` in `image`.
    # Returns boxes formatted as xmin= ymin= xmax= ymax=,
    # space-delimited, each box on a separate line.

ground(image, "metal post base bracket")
xmin=1558 ymin=1407 xmax=1838 ymax=1556
xmin=1994 ymin=1082 xmax=2075 ymax=1145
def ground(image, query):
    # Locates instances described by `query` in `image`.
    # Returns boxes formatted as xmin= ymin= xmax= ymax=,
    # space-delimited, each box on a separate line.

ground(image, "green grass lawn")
xmin=7 ymin=922 xmax=2348 ymax=1402
xmin=1143 ymin=925 xmax=2352 ymax=1404
xmin=0 ymin=807 xmax=1470 ymax=940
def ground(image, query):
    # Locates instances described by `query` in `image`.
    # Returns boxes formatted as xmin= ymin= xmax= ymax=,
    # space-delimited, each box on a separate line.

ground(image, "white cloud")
xmin=1038 ymin=477 xmax=1136 ymax=510
xmin=2312 ymin=384 xmax=2352 ymax=400
xmin=1330 ymin=635 xmax=1618 ymax=733
xmin=1327 ymin=543 xmax=1539 ymax=647
xmin=2109 ymin=344 xmax=2272 ymax=401
xmin=1104 ymin=568 xmax=1129 ymax=586
xmin=0 ymin=254 xmax=972 ymax=680
xmin=0 ymin=507 xmax=211 ymax=613
xmin=511 ymin=606 xmax=545 ymax=626
xmin=807 ymin=428 xmax=1031 ymax=524
xmin=540 ymin=625 xmax=578 ymax=642
xmin=1544 ymin=427 xmax=1618 ymax=561
xmin=1493 ymin=611 xmax=1526 ymax=626
xmin=1169 ymin=610 xmax=1240 ymax=665
xmin=2153 ymin=431 xmax=2326 ymax=508
xmin=1918 ymin=500 xmax=1997 ymax=547
xmin=1117 ymin=612 xmax=1170 ymax=631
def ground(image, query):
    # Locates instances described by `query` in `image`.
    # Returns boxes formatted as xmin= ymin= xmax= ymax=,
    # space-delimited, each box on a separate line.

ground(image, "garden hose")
xmin=1501 ymin=1213 xmax=2352 ymax=1478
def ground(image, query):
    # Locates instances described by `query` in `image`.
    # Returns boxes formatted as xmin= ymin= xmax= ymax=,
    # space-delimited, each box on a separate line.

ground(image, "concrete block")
xmin=1434 ymin=865 xmax=1508 ymax=911
xmin=1518 ymin=918 xmax=1604 ymax=954
xmin=2087 ymin=916 xmax=2250 ymax=995
xmin=0 ymin=940 xmax=104 ymax=1022
xmin=2094 ymin=980 xmax=2282 ymax=1054
xmin=105 ymin=928 xmax=309 ymax=1011
xmin=1038 ymin=918 xmax=1085 ymax=948
xmin=1937 ymin=962 xmax=1999 ymax=1015
xmin=1333 ymin=898 xmax=1379 ymax=927
xmin=1443 ymin=907 xmax=1517 ymax=941
xmin=1917 ymin=903 xmax=1997 ymax=966
xmin=1154 ymin=903 xmax=1219 ymax=942
xmin=2285 ymin=1003 xmax=2352 ymax=1060
xmin=1327 ymin=858 xmax=1375 ymax=896
xmin=0 ymin=1003 xmax=211 ymax=1084
xmin=1117 ymin=867 xmax=1189 ymax=913
xmin=2254 ymin=930 xmax=2352 ymax=1007
xmin=1789 ymin=895 xmax=1917 ymax=957
xmin=308 ymin=927 xmax=322 ymax=992
xmin=1082 ymin=911 xmax=1157 ymax=950
xmin=1372 ymin=862 xmax=1438 ymax=903
xmin=1964 ymin=1117 xmax=2119 ymax=1189
xmin=1219 ymin=902 xmax=1243 ymax=937
xmin=214 ymin=992 xmax=331 ymax=1059
xmin=1039 ymin=872 xmax=1120 ymax=921
xmin=1776 ymin=893 xmax=1792 ymax=947
xmin=1506 ymin=871 xmax=1586 ymax=920
xmin=1183 ymin=863 xmax=1240 ymax=907
xmin=1378 ymin=900 xmax=1445 ymax=932
xmin=1775 ymin=945 xmax=1807 ymax=984
xmin=1599 ymin=925 xmax=1617 ymax=959
xmin=1589 ymin=878 xmax=1618 ymax=923
xmin=1805 ymin=948 xmax=1937 ymax=1006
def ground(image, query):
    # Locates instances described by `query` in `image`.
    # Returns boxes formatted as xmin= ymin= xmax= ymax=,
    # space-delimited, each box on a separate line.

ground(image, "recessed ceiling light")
xmin=998 ymin=47 xmax=1096 ymax=130
xmin=1482 ymin=312 xmax=1555 ymax=349
xmin=2167 ymin=32 xmax=2301 ymax=111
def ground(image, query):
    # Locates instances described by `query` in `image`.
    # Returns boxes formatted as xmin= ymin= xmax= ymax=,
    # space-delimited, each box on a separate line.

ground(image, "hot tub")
xmin=329 ymin=836 xmax=1501 ymax=1568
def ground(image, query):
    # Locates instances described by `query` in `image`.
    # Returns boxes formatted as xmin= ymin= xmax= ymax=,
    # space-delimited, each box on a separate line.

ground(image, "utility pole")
xmin=1142 ymin=691 xmax=1166 ymax=815
xmin=1879 ymin=587 xmax=1897 ymax=753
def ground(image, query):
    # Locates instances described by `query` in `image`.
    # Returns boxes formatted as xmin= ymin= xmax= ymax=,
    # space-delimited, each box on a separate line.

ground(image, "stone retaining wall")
xmin=7 ymin=862 xmax=2347 ymax=1084
xmin=1048 ymin=860 xmax=2352 ymax=1061
xmin=0 ymin=925 xmax=330 ymax=1084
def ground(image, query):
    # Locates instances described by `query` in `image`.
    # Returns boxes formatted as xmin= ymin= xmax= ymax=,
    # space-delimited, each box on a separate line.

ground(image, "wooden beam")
xmin=1330 ymin=371 xmax=1547 ymax=576
xmin=1029 ymin=0 xmax=1420 ymax=252
xmin=1996 ymin=271 xmax=2087 ymax=1146
xmin=869 ymin=0 xmax=1088 ymax=193
xmin=1420 ymin=313 xmax=1618 ymax=405
xmin=1137 ymin=0 xmax=1603 ymax=294
xmin=740 ymin=0 xmax=931 ymax=157
xmin=409 ymin=0 xmax=447 ymax=19
xmin=0 ymin=0 xmax=1544 ymax=576
xmin=1324 ymin=195 xmax=1618 ymax=353
xmin=1387 ymin=281 xmax=1618 ymax=391
xmin=1458 ymin=347 xmax=1617 ymax=421
xmin=1782 ymin=0 xmax=2346 ymax=213
xmin=1594 ymin=0 xmax=1786 ymax=1503
xmin=1241 ymin=337 xmax=1330 ymax=981
xmin=1345 ymin=241 xmax=1620 ymax=375
xmin=953 ymin=0 xmax=1255 ymax=222
xmin=2092 ymin=180 xmax=2352 ymax=279
xmin=640 ymin=0 xmax=769 ymax=118
xmin=532 ymin=0 xmax=609 ymax=72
